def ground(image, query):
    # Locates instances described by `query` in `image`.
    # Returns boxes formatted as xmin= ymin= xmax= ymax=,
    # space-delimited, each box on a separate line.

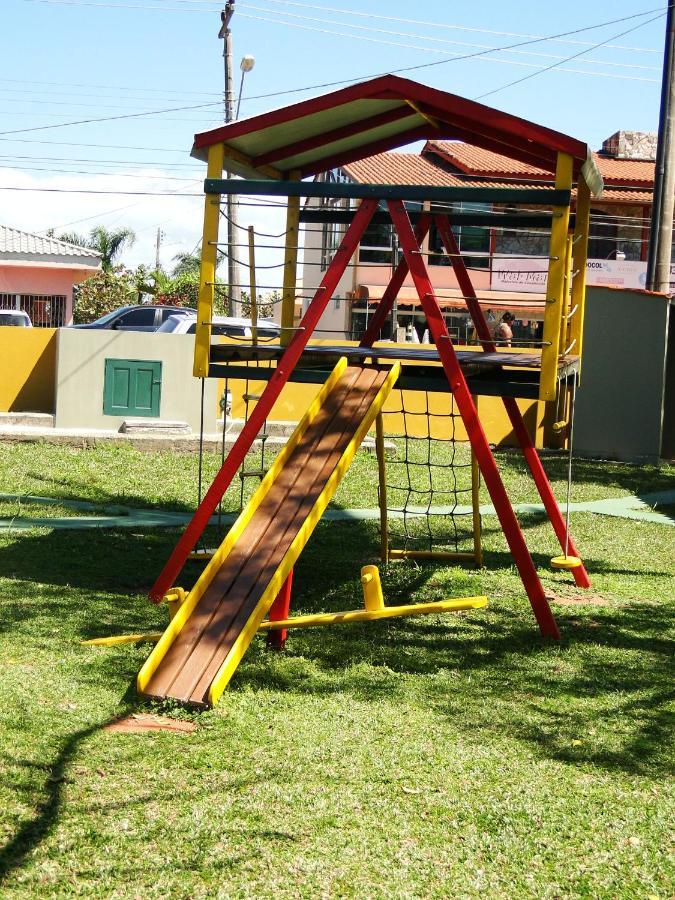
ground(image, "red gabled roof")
xmin=425 ymin=139 xmax=653 ymax=192
xmin=191 ymin=74 xmax=600 ymax=191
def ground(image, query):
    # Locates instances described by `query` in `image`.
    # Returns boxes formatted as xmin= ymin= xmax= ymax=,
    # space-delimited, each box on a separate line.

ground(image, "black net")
xmin=381 ymin=387 xmax=481 ymax=559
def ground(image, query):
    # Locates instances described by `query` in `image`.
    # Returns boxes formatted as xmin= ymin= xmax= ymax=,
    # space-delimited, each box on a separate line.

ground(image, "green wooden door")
xmin=103 ymin=359 xmax=162 ymax=417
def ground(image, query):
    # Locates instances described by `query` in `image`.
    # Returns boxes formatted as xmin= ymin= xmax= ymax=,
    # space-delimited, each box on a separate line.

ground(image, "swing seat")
xmin=550 ymin=554 xmax=582 ymax=570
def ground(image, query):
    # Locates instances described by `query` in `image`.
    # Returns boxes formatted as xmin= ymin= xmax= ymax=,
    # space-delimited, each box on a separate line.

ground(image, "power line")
xmin=237 ymin=11 xmax=661 ymax=84
xmin=6 ymin=6 xmax=667 ymax=138
xmin=238 ymin=3 xmax=661 ymax=73
xmin=476 ymin=11 xmax=665 ymax=99
xmin=27 ymin=0 xmax=667 ymax=55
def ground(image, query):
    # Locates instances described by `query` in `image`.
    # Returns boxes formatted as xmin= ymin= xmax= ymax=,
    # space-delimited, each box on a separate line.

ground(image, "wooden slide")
xmin=137 ymin=359 xmax=399 ymax=708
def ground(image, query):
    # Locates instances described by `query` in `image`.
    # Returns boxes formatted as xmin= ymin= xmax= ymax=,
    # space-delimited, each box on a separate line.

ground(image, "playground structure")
xmin=137 ymin=75 xmax=601 ymax=707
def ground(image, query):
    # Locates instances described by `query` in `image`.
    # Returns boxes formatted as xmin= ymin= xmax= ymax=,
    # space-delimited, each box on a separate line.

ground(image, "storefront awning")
xmin=353 ymin=284 xmax=546 ymax=317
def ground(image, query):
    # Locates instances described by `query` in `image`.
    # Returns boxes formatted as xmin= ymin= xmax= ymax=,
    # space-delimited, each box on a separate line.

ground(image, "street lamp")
xmin=237 ymin=55 xmax=255 ymax=118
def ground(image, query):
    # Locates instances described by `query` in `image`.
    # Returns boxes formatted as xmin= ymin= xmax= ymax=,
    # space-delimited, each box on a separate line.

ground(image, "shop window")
xmin=428 ymin=202 xmax=491 ymax=269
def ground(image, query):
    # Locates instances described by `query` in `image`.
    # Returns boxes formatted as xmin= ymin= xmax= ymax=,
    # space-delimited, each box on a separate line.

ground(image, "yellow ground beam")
xmin=257 ymin=596 xmax=488 ymax=630
xmin=82 ymin=633 xmax=163 ymax=647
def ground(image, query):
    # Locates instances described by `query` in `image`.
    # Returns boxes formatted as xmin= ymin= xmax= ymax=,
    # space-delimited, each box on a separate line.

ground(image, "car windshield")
xmin=90 ymin=308 xmax=131 ymax=326
xmin=156 ymin=315 xmax=194 ymax=333
xmin=0 ymin=313 xmax=29 ymax=326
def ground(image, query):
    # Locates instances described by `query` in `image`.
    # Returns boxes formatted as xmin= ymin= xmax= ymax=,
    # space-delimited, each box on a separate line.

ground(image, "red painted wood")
xmin=359 ymin=214 xmax=432 ymax=348
xmin=193 ymin=74 xmax=588 ymax=172
xmin=253 ymin=107 xmax=417 ymax=168
xmin=434 ymin=216 xmax=591 ymax=589
xmin=148 ymin=199 xmax=379 ymax=602
xmin=389 ymin=200 xmax=560 ymax=639
xmin=266 ymin=570 xmax=294 ymax=651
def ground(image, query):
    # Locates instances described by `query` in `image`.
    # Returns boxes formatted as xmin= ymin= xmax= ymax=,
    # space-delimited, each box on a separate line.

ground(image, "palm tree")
xmin=88 ymin=226 xmax=135 ymax=271
xmin=51 ymin=226 xmax=136 ymax=270
xmin=172 ymin=250 xmax=202 ymax=277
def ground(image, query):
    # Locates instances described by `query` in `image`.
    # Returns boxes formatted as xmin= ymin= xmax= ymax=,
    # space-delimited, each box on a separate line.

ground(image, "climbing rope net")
xmin=378 ymin=387 xmax=483 ymax=566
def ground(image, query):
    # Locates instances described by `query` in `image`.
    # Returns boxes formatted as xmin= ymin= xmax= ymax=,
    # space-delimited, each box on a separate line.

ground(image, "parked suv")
xmin=156 ymin=313 xmax=280 ymax=340
xmin=0 ymin=309 xmax=32 ymax=327
xmin=71 ymin=305 xmax=196 ymax=332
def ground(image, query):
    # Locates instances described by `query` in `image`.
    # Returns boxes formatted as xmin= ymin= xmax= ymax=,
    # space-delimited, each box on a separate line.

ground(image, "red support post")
xmin=359 ymin=213 xmax=431 ymax=348
xmin=148 ymin=198 xmax=379 ymax=602
xmin=389 ymin=200 xmax=559 ymax=639
xmin=434 ymin=216 xmax=590 ymax=589
xmin=266 ymin=570 xmax=294 ymax=651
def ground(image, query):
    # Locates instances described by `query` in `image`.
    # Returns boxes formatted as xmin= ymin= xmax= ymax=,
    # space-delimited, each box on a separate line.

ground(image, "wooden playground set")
xmin=101 ymin=75 xmax=604 ymax=708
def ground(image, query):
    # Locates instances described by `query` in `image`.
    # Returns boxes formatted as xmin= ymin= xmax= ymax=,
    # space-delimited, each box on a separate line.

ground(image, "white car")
xmin=156 ymin=313 xmax=280 ymax=340
xmin=0 ymin=309 xmax=32 ymax=327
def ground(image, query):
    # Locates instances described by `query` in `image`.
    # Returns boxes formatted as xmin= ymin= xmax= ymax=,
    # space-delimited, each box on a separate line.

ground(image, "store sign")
xmin=491 ymin=258 xmax=675 ymax=293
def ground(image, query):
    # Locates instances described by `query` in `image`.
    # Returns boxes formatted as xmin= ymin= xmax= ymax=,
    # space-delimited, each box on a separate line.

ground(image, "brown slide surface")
xmin=142 ymin=365 xmax=388 ymax=707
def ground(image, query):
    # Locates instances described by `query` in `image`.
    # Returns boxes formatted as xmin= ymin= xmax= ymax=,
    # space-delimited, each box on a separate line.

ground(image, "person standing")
xmin=495 ymin=312 xmax=516 ymax=347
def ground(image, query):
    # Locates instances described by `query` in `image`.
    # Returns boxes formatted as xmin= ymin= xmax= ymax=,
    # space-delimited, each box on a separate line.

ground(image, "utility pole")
xmin=155 ymin=227 xmax=163 ymax=271
xmin=219 ymin=0 xmax=241 ymax=314
xmin=647 ymin=1 xmax=675 ymax=293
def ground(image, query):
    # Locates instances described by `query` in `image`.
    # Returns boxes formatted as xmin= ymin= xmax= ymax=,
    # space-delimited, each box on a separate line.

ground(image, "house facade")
xmin=0 ymin=226 xmax=101 ymax=326
xmin=301 ymin=131 xmax=656 ymax=341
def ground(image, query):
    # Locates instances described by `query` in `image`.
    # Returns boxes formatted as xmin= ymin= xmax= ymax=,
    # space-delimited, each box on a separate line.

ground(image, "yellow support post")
xmin=194 ymin=143 xmax=224 ymax=378
xmin=248 ymin=224 xmax=258 ymax=346
xmin=280 ymin=170 xmax=301 ymax=347
xmin=539 ymin=152 xmax=573 ymax=402
xmin=375 ymin=412 xmax=389 ymax=562
xmin=559 ymin=235 xmax=574 ymax=357
xmin=361 ymin=565 xmax=385 ymax=611
xmin=569 ymin=175 xmax=591 ymax=379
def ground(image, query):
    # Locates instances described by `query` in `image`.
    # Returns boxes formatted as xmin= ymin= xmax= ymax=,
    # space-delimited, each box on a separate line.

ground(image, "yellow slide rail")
xmin=206 ymin=361 xmax=402 ymax=706
xmin=137 ymin=356 xmax=348 ymax=694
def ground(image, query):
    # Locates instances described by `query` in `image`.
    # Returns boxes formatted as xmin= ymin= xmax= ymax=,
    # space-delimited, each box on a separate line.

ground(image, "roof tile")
xmin=0 ymin=225 xmax=102 ymax=261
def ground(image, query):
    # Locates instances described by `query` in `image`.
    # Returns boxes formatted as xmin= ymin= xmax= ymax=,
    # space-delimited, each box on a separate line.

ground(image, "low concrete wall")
xmin=576 ymin=286 xmax=671 ymax=464
xmin=55 ymin=329 xmax=218 ymax=432
xmin=0 ymin=326 xmax=56 ymax=413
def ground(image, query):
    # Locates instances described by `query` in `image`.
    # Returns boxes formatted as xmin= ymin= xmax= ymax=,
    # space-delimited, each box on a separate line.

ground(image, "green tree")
xmin=72 ymin=267 xmax=139 ymax=323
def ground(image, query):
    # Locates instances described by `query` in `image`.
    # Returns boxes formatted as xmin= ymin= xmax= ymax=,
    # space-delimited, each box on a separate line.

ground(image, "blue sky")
xmin=1 ymin=0 xmax=667 ymax=273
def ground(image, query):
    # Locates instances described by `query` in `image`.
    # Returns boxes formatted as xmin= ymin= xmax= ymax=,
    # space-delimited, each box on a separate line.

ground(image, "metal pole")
xmin=219 ymin=1 xmax=241 ymax=314
xmin=647 ymin=1 xmax=675 ymax=292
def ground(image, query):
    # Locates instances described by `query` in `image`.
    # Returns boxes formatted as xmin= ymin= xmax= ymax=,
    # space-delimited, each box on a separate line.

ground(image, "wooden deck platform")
xmin=208 ymin=343 xmax=579 ymax=399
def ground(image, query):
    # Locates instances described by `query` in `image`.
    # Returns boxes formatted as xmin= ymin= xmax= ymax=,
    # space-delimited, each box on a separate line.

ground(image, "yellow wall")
xmin=218 ymin=340 xmax=548 ymax=448
xmin=0 ymin=327 xmax=57 ymax=413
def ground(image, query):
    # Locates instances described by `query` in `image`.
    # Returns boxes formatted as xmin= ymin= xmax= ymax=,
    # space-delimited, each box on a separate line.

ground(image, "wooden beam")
xmin=204 ymin=178 xmax=572 ymax=206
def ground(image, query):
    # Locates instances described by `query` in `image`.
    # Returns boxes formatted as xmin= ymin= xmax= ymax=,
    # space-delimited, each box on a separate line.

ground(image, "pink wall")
xmin=357 ymin=262 xmax=491 ymax=291
xmin=0 ymin=262 xmax=98 ymax=324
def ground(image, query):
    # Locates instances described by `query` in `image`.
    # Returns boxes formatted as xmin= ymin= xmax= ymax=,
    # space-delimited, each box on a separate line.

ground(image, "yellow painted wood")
xmin=280 ymin=170 xmax=301 ymax=347
xmin=194 ymin=143 xmax=224 ymax=378
xmin=136 ymin=356 xmax=349 ymax=694
xmin=206 ymin=362 xmax=402 ymax=706
xmin=570 ymin=175 xmax=590 ymax=379
xmin=258 ymin=595 xmax=488 ymax=630
xmin=360 ymin=565 xmax=385 ymax=611
xmin=540 ymin=152 xmax=573 ymax=402
xmin=83 ymin=633 xmax=163 ymax=646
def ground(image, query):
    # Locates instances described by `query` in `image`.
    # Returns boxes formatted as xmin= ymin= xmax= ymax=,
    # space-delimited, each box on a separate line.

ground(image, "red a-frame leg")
xmin=149 ymin=198 xmax=379 ymax=602
xmin=266 ymin=570 xmax=294 ymax=651
xmin=388 ymin=200 xmax=559 ymax=639
xmin=434 ymin=216 xmax=590 ymax=589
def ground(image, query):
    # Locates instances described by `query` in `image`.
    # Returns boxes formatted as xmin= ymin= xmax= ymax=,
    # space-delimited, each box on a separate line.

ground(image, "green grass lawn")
xmin=0 ymin=442 xmax=673 ymax=898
